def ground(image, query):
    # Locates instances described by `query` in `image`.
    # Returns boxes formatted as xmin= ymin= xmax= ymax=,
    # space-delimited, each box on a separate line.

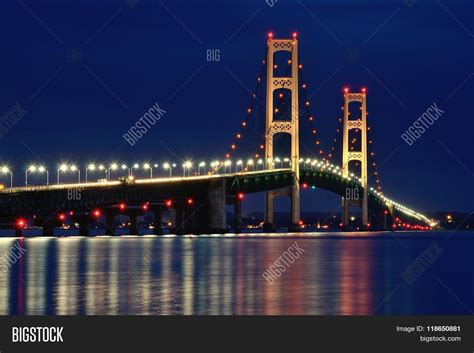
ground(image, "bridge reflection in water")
xmin=0 ymin=234 xmax=472 ymax=315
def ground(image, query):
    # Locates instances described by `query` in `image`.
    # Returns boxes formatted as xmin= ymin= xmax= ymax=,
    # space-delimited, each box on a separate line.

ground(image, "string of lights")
xmin=367 ymin=123 xmax=383 ymax=193
xmin=299 ymin=64 xmax=326 ymax=161
xmin=224 ymin=49 xmax=268 ymax=161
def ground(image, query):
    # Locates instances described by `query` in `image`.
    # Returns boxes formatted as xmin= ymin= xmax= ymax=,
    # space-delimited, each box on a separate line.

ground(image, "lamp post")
xmin=236 ymin=160 xmax=243 ymax=172
xmin=1 ymin=166 xmax=13 ymax=188
xmin=182 ymin=161 xmax=192 ymax=177
xmin=143 ymin=163 xmax=152 ymax=178
xmin=131 ymin=163 xmax=139 ymax=177
xmin=257 ymin=159 xmax=263 ymax=170
xmin=108 ymin=163 xmax=118 ymax=180
xmin=70 ymin=165 xmax=80 ymax=183
xmin=86 ymin=164 xmax=96 ymax=183
xmin=198 ymin=162 xmax=206 ymax=175
xmin=224 ymin=160 xmax=232 ymax=174
xmin=121 ymin=164 xmax=131 ymax=177
xmin=57 ymin=164 xmax=70 ymax=184
xmin=26 ymin=165 xmax=36 ymax=186
xmin=38 ymin=166 xmax=49 ymax=185
xmin=247 ymin=159 xmax=254 ymax=171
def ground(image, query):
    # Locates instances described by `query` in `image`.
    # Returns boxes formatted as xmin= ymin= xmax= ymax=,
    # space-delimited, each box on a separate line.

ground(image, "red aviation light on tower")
xmin=292 ymin=32 xmax=298 ymax=38
xmin=361 ymin=87 xmax=367 ymax=93
xmin=267 ymin=32 xmax=274 ymax=38
xmin=343 ymin=87 xmax=350 ymax=94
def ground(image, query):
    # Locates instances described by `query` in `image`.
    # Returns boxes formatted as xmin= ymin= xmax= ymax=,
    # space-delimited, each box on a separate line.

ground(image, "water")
xmin=0 ymin=232 xmax=472 ymax=315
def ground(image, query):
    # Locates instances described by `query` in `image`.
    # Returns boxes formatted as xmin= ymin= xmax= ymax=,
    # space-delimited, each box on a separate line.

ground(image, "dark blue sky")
xmin=0 ymin=0 xmax=472 ymax=213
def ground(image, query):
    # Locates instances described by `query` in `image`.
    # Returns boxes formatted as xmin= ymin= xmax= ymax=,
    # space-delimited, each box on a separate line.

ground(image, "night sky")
xmin=0 ymin=0 xmax=472 ymax=213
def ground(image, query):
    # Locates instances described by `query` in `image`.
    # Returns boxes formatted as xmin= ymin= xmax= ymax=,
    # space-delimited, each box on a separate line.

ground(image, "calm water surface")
xmin=0 ymin=232 xmax=472 ymax=315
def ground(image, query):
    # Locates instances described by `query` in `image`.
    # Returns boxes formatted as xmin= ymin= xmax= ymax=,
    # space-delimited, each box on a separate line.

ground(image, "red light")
xmin=267 ymin=32 xmax=273 ymax=38
xmin=58 ymin=214 xmax=65 ymax=221
xmin=343 ymin=87 xmax=349 ymax=93
xmin=366 ymin=223 xmax=371 ymax=228
xmin=302 ymin=183 xmax=308 ymax=189
xmin=69 ymin=211 xmax=74 ymax=216
xmin=16 ymin=219 xmax=26 ymax=228
xmin=339 ymin=223 xmax=343 ymax=227
xmin=298 ymin=220 xmax=303 ymax=225
xmin=292 ymin=32 xmax=298 ymax=37
xmin=187 ymin=198 xmax=194 ymax=205
xmin=165 ymin=200 xmax=173 ymax=207
xmin=361 ymin=87 xmax=367 ymax=93
xmin=93 ymin=210 xmax=101 ymax=218
xmin=142 ymin=204 xmax=148 ymax=211
xmin=384 ymin=210 xmax=388 ymax=215
xmin=237 ymin=193 xmax=244 ymax=200
xmin=119 ymin=203 xmax=126 ymax=210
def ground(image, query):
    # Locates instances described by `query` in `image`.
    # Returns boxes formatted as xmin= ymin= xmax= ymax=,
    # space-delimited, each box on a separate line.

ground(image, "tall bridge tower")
xmin=264 ymin=34 xmax=300 ymax=229
xmin=342 ymin=89 xmax=369 ymax=226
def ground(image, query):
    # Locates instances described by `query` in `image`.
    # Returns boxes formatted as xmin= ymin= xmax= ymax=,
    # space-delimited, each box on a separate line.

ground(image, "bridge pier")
xmin=151 ymin=205 xmax=163 ymax=235
xmin=233 ymin=196 xmax=242 ymax=233
xmin=207 ymin=179 xmax=226 ymax=234
xmin=128 ymin=211 xmax=139 ymax=235
xmin=174 ymin=202 xmax=185 ymax=235
xmin=105 ymin=212 xmax=116 ymax=236
xmin=76 ymin=214 xmax=90 ymax=236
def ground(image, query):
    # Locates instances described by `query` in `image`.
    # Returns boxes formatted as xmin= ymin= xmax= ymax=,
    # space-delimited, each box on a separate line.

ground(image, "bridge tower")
xmin=342 ymin=89 xmax=369 ymax=227
xmin=264 ymin=34 xmax=300 ymax=229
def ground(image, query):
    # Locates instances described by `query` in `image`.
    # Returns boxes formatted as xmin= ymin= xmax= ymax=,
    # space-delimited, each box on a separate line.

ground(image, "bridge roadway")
xmin=0 ymin=167 xmax=426 ymax=234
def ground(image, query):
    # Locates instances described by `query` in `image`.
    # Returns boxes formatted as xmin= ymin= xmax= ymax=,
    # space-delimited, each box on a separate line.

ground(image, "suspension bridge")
xmin=0 ymin=33 xmax=437 ymax=236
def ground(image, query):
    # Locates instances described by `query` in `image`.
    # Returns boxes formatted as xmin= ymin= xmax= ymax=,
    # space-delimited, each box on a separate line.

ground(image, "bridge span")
xmin=0 ymin=160 xmax=435 ymax=236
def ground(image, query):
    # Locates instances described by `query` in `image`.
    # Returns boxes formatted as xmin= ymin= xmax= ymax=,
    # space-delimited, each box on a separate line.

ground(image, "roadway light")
xmin=131 ymin=163 xmax=139 ymax=177
xmin=1 ymin=166 xmax=13 ymax=188
xmin=86 ymin=164 xmax=97 ymax=183
xmin=198 ymin=162 xmax=206 ymax=175
xmin=224 ymin=160 xmax=232 ymax=174
xmin=26 ymin=165 xmax=36 ymax=186
xmin=183 ymin=161 xmax=193 ymax=177
xmin=143 ymin=163 xmax=152 ymax=178
xmin=163 ymin=162 xmax=174 ymax=177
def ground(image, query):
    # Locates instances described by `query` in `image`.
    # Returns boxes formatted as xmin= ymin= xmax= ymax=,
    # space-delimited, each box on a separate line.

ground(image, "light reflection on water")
xmin=0 ymin=232 xmax=472 ymax=315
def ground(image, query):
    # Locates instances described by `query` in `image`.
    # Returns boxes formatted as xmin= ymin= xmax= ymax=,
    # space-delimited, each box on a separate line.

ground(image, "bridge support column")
xmin=128 ymin=212 xmax=139 ymax=235
xmin=76 ymin=215 xmax=90 ymax=237
xmin=152 ymin=206 xmax=163 ymax=235
xmin=105 ymin=212 xmax=115 ymax=236
xmin=174 ymin=202 xmax=185 ymax=235
xmin=233 ymin=196 xmax=242 ymax=233
xmin=207 ymin=179 xmax=226 ymax=233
